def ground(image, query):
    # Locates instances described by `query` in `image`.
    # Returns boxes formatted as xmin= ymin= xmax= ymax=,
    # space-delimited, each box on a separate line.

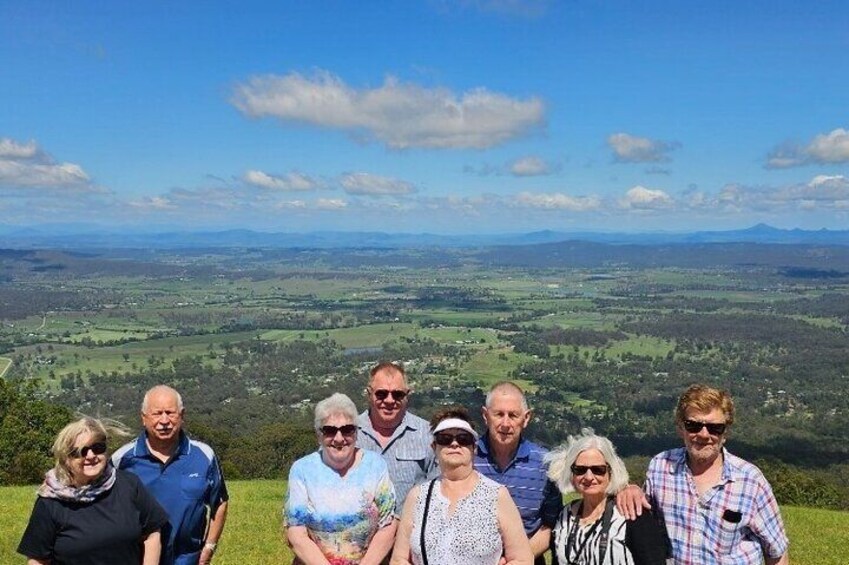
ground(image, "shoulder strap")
xmin=419 ymin=479 xmax=437 ymax=565
xmin=597 ymin=497 xmax=616 ymax=565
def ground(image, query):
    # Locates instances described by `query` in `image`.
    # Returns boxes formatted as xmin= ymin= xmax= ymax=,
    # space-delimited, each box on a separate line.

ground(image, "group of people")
xmin=18 ymin=385 xmax=228 ymax=565
xmin=17 ymin=361 xmax=790 ymax=565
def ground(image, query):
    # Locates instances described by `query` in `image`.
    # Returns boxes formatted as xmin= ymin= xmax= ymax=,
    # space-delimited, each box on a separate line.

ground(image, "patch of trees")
xmin=0 ymin=379 xmax=73 ymax=485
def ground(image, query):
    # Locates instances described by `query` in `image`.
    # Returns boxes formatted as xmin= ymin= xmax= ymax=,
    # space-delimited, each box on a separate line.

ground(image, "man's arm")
xmin=199 ymin=500 xmax=228 ymax=565
xmin=528 ymin=525 xmax=551 ymax=557
xmin=615 ymin=484 xmax=652 ymax=520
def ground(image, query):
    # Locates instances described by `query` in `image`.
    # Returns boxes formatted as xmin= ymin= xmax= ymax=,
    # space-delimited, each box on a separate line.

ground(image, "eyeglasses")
xmin=570 ymin=464 xmax=609 ymax=476
xmin=371 ymin=389 xmax=408 ymax=402
xmin=320 ymin=424 xmax=357 ymax=438
xmin=434 ymin=432 xmax=476 ymax=447
xmin=683 ymin=419 xmax=727 ymax=436
xmin=69 ymin=442 xmax=108 ymax=459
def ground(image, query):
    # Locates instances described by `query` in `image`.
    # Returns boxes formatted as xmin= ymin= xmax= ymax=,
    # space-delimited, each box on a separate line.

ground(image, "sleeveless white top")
xmin=410 ymin=473 xmax=503 ymax=565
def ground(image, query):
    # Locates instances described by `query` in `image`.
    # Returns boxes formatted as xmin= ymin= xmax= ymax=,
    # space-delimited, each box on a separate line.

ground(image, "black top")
xmin=18 ymin=470 xmax=169 ymax=565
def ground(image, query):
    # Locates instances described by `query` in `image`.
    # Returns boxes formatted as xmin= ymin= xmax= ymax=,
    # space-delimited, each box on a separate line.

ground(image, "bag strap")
xmin=597 ymin=496 xmax=615 ymax=565
xmin=419 ymin=479 xmax=437 ymax=565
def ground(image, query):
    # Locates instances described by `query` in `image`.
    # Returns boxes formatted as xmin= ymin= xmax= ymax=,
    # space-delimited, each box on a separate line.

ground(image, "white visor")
xmin=432 ymin=418 xmax=479 ymax=439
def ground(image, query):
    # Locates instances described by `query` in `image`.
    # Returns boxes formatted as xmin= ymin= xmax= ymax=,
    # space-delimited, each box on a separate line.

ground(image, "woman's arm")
xmin=27 ymin=559 xmax=50 ymax=565
xmin=496 ymin=487 xmax=534 ymax=565
xmin=287 ymin=526 xmax=332 ymax=565
xmin=389 ymin=486 xmax=420 ymax=565
xmin=141 ymin=531 xmax=161 ymax=565
xmin=361 ymin=519 xmax=399 ymax=565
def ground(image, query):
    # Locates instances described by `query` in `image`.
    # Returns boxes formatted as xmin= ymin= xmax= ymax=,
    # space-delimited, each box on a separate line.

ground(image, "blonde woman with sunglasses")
xmin=18 ymin=417 xmax=168 ymax=565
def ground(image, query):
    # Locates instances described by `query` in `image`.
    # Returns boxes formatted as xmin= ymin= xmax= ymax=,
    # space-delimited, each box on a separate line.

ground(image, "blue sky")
xmin=2 ymin=0 xmax=848 ymax=234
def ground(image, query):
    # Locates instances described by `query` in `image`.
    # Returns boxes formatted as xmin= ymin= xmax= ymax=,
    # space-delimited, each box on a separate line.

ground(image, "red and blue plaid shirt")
xmin=645 ymin=447 xmax=789 ymax=564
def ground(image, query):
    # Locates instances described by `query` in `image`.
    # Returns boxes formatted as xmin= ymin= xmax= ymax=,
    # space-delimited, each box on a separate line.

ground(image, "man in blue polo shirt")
xmin=474 ymin=381 xmax=563 ymax=565
xmin=113 ymin=385 xmax=229 ymax=565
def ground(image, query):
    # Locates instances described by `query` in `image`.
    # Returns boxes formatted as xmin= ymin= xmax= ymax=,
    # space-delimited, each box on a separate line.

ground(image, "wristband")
xmin=204 ymin=542 xmax=217 ymax=554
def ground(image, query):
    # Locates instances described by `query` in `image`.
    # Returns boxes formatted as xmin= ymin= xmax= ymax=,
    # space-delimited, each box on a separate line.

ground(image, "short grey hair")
xmin=544 ymin=428 xmax=629 ymax=495
xmin=485 ymin=381 xmax=529 ymax=411
xmin=314 ymin=393 xmax=359 ymax=430
xmin=141 ymin=385 xmax=184 ymax=413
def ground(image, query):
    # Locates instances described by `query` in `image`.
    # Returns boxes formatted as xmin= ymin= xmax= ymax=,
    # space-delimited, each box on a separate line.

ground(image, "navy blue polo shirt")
xmin=113 ymin=432 xmax=228 ymax=565
xmin=474 ymin=434 xmax=563 ymax=535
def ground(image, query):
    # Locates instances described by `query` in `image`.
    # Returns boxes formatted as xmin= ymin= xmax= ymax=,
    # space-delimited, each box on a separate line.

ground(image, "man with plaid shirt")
xmin=643 ymin=384 xmax=789 ymax=564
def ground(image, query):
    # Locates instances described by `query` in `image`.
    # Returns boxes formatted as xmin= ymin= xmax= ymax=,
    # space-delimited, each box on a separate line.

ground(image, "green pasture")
xmin=603 ymin=335 xmax=676 ymax=358
xmin=459 ymin=347 xmax=537 ymax=389
xmin=1 ymin=481 xmax=845 ymax=564
xmin=12 ymin=331 xmax=261 ymax=382
xmin=521 ymin=311 xmax=615 ymax=330
xmin=403 ymin=308 xmax=506 ymax=326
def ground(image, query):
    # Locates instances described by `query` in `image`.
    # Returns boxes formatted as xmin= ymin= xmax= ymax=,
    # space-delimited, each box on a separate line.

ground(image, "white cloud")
xmin=807 ymin=129 xmax=849 ymax=163
xmin=766 ymin=128 xmax=849 ymax=168
xmin=316 ymin=198 xmax=347 ymax=210
xmin=619 ymin=186 xmax=674 ymax=209
xmin=243 ymin=169 xmax=319 ymax=191
xmin=0 ymin=137 xmax=97 ymax=192
xmin=510 ymin=156 xmax=551 ymax=177
xmin=514 ymin=191 xmax=601 ymax=211
xmin=0 ymin=138 xmax=39 ymax=160
xmin=128 ymin=196 xmax=177 ymax=211
xmin=608 ymin=133 xmax=680 ymax=163
xmin=340 ymin=172 xmax=417 ymax=196
xmin=273 ymin=200 xmax=307 ymax=210
xmin=231 ymin=70 xmax=545 ymax=149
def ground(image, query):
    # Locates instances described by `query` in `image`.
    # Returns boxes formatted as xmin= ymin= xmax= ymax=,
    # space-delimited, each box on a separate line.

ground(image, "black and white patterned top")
xmin=551 ymin=500 xmax=669 ymax=565
xmin=410 ymin=473 xmax=503 ymax=565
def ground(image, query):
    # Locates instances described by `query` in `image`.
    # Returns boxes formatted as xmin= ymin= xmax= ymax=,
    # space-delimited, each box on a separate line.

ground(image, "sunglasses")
xmin=683 ymin=419 xmax=727 ymax=436
xmin=434 ymin=432 xmax=476 ymax=447
xmin=320 ymin=424 xmax=357 ymax=438
xmin=69 ymin=442 xmax=108 ymax=459
xmin=570 ymin=464 xmax=609 ymax=476
xmin=372 ymin=389 xmax=408 ymax=402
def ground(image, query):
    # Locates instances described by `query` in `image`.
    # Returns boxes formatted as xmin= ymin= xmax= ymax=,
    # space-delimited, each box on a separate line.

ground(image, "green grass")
xmin=3 ymin=481 xmax=846 ymax=563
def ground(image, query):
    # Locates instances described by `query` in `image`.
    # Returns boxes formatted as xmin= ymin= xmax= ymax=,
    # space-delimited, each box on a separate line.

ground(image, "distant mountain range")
xmin=1 ymin=223 xmax=849 ymax=249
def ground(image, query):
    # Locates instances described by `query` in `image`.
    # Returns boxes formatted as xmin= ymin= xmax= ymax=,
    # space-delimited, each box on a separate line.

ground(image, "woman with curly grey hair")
xmin=544 ymin=429 xmax=667 ymax=565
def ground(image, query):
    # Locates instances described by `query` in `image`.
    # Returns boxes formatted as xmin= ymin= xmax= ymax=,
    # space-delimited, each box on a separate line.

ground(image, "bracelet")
xmin=204 ymin=542 xmax=217 ymax=554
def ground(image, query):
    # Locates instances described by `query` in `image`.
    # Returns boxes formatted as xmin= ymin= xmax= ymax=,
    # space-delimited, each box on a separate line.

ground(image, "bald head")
xmin=485 ymin=381 xmax=529 ymax=412
xmin=142 ymin=385 xmax=184 ymax=413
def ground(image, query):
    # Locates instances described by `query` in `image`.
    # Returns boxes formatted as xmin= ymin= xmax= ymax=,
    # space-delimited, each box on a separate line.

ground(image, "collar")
xmin=673 ymin=446 xmax=740 ymax=483
xmin=136 ymin=430 xmax=190 ymax=459
xmin=358 ymin=409 xmax=418 ymax=437
xmin=477 ymin=433 xmax=530 ymax=466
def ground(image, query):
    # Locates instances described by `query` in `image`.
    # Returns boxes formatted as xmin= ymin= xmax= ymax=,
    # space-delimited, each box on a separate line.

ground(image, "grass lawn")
xmin=3 ymin=481 xmax=847 ymax=564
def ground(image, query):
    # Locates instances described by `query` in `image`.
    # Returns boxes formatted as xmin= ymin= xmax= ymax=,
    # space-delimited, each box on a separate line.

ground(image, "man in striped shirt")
xmin=356 ymin=361 xmax=436 ymax=513
xmin=644 ymin=384 xmax=789 ymax=565
xmin=474 ymin=381 xmax=563 ymax=565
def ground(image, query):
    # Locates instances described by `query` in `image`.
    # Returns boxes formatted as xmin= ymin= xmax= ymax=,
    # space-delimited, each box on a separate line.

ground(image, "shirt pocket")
xmin=180 ymin=473 xmax=208 ymax=500
xmin=717 ymin=511 xmax=743 ymax=555
xmin=394 ymin=447 xmax=429 ymax=472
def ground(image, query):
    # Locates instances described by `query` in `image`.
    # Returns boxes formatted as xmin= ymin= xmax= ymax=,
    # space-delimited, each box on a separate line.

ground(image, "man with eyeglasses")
xmin=474 ymin=382 xmax=563 ymax=565
xmin=113 ymin=385 xmax=229 ymax=565
xmin=356 ymin=361 xmax=435 ymax=512
xmin=624 ymin=384 xmax=789 ymax=565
